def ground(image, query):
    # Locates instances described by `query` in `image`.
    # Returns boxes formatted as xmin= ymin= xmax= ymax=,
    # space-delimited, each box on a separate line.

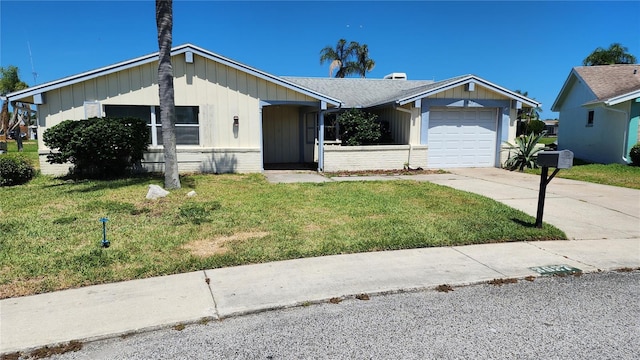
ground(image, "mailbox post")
xmin=535 ymin=150 xmax=574 ymax=228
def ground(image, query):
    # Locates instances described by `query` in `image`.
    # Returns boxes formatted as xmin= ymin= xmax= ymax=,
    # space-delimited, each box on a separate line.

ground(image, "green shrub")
xmin=0 ymin=154 xmax=36 ymax=186
xmin=526 ymin=119 xmax=546 ymax=135
xmin=630 ymin=143 xmax=640 ymax=166
xmin=503 ymin=131 xmax=548 ymax=171
xmin=337 ymin=109 xmax=382 ymax=146
xmin=42 ymin=117 xmax=148 ymax=179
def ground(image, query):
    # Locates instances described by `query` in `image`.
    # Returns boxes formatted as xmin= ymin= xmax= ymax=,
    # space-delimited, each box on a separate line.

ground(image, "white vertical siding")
xmin=371 ymin=106 xmax=411 ymax=144
xmin=262 ymin=106 xmax=300 ymax=163
xmin=36 ymin=52 xmax=320 ymax=174
xmin=436 ymin=85 xmax=504 ymax=100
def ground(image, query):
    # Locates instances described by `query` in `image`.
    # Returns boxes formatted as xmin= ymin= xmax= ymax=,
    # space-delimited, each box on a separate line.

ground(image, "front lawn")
xmin=538 ymin=136 xmax=557 ymax=146
xmin=0 ymin=174 xmax=565 ymax=299
xmin=526 ymin=162 xmax=640 ymax=189
xmin=5 ymin=139 xmax=39 ymax=170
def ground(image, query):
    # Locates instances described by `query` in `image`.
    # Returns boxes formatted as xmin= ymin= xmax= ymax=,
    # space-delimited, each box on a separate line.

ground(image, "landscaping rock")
xmin=187 ymin=190 xmax=197 ymax=197
xmin=146 ymin=184 xmax=170 ymax=199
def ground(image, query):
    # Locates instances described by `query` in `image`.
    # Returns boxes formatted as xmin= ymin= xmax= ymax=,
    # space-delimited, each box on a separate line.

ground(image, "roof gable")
xmin=7 ymin=44 xmax=342 ymax=107
xmin=395 ymin=75 xmax=540 ymax=107
xmin=281 ymin=77 xmax=435 ymax=108
xmin=285 ymin=75 xmax=540 ymax=109
xmin=552 ymin=64 xmax=640 ymax=110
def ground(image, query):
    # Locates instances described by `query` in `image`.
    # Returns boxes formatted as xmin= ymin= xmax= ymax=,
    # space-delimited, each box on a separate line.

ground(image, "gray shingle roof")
xmin=574 ymin=64 xmax=640 ymax=102
xmin=281 ymin=77 xmax=438 ymax=108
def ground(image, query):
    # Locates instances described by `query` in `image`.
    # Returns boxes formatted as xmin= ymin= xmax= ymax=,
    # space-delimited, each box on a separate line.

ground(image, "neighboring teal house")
xmin=551 ymin=64 xmax=640 ymax=164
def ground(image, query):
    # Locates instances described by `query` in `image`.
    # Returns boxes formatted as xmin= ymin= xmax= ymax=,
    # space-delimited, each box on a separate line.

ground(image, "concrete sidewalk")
xmin=2 ymin=239 xmax=639 ymax=354
xmin=2 ymin=168 xmax=639 ymax=354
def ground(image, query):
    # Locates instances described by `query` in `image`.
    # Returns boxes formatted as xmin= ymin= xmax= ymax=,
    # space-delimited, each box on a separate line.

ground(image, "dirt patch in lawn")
xmin=182 ymin=231 xmax=270 ymax=257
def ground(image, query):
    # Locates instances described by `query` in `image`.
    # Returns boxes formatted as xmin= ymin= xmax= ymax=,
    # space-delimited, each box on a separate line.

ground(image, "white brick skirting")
xmin=38 ymin=148 xmax=263 ymax=175
xmin=323 ymin=144 xmax=428 ymax=172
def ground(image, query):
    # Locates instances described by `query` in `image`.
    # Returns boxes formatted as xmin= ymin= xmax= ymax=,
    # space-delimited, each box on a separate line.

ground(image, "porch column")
xmin=318 ymin=101 xmax=326 ymax=172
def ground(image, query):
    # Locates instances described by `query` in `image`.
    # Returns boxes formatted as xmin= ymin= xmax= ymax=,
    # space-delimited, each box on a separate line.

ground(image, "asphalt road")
xmin=45 ymin=271 xmax=639 ymax=360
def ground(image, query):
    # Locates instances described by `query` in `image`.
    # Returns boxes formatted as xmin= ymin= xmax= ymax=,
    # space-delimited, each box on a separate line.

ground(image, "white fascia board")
xmin=551 ymin=69 xmax=579 ymax=111
xmin=604 ymin=89 xmax=640 ymax=106
xmin=184 ymin=45 xmax=342 ymax=107
xmin=7 ymin=43 xmax=342 ymax=108
xmin=397 ymin=75 xmax=473 ymax=105
xmin=397 ymin=75 xmax=540 ymax=108
xmin=6 ymin=51 xmax=160 ymax=102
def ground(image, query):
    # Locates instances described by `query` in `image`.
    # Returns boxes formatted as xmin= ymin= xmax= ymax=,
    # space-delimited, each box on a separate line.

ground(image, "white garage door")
xmin=428 ymin=108 xmax=497 ymax=168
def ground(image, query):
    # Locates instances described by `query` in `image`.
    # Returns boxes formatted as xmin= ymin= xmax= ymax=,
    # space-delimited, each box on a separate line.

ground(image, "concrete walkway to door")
xmin=264 ymin=168 xmax=640 ymax=240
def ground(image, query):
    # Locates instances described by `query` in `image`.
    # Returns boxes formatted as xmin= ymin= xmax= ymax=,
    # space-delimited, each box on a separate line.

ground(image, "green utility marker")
xmin=529 ymin=264 xmax=581 ymax=276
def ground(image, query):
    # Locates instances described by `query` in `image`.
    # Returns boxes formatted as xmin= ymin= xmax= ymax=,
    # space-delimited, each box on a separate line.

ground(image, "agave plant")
xmin=503 ymin=131 xmax=549 ymax=171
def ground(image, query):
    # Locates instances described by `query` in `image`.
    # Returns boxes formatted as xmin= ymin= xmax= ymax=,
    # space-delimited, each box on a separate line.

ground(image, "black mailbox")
xmin=537 ymin=150 xmax=573 ymax=169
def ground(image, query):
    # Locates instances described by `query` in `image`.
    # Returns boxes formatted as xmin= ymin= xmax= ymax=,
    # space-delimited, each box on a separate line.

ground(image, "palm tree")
xmin=0 ymin=66 xmax=29 ymax=152
xmin=583 ymin=43 xmax=637 ymax=66
xmin=514 ymin=90 xmax=542 ymax=136
xmin=156 ymin=0 xmax=180 ymax=189
xmin=348 ymin=43 xmax=375 ymax=78
xmin=320 ymin=39 xmax=354 ymax=78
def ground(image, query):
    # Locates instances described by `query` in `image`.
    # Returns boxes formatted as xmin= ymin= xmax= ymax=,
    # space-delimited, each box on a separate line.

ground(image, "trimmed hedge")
xmin=337 ymin=109 xmax=382 ymax=146
xmin=630 ymin=143 xmax=640 ymax=166
xmin=0 ymin=154 xmax=36 ymax=186
xmin=43 ymin=117 xmax=149 ymax=179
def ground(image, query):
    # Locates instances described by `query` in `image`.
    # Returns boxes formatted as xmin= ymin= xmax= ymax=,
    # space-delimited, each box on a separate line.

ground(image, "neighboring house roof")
xmin=6 ymin=44 xmax=342 ymax=107
xmin=551 ymin=64 xmax=640 ymax=110
xmin=285 ymin=75 xmax=541 ymax=108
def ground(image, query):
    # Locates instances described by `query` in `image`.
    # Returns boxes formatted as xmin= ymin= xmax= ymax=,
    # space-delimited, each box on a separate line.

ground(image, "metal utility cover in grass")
xmin=529 ymin=264 xmax=581 ymax=276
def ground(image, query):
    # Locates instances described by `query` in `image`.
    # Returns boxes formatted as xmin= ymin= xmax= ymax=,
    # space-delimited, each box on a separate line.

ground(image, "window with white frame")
xmin=104 ymin=105 xmax=200 ymax=145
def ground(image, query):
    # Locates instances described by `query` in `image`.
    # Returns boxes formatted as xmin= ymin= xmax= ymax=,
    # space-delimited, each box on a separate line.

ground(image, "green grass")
xmin=538 ymin=137 xmax=557 ymax=145
xmin=526 ymin=161 xmax=640 ymax=189
xmin=0 ymin=173 xmax=565 ymax=298
xmin=4 ymin=140 xmax=39 ymax=170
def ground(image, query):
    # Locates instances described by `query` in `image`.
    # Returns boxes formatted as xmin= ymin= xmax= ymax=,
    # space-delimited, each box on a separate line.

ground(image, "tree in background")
xmin=320 ymin=39 xmax=353 ymax=78
xmin=320 ymin=40 xmax=375 ymax=78
xmin=156 ymin=0 xmax=180 ymax=189
xmin=583 ymin=43 xmax=637 ymax=66
xmin=348 ymin=43 xmax=375 ymax=78
xmin=0 ymin=66 xmax=29 ymax=152
xmin=514 ymin=89 xmax=542 ymax=136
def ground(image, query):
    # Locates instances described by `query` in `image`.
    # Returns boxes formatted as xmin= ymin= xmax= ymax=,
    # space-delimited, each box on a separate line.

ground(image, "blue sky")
xmin=1 ymin=1 xmax=639 ymax=118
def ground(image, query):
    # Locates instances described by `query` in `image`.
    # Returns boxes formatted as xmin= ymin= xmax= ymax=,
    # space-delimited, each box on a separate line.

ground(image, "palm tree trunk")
xmin=0 ymin=100 xmax=8 ymax=152
xmin=156 ymin=0 xmax=180 ymax=189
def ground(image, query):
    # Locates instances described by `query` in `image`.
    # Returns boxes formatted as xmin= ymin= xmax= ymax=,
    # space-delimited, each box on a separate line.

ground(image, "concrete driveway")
xmin=427 ymin=168 xmax=640 ymax=240
xmin=265 ymin=168 xmax=640 ymax=240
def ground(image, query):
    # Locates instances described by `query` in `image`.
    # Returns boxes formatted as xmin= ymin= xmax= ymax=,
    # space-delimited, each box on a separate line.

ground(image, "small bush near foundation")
xmin=338 ymin=109 xmax=382 ymax=146
xmin=43 ymin=117 xmax=148 ymax=179
xmin=630 ymin=143 xmax=640 ymax=166
xmin=0 ymin=154 xmax=35 ymax=186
